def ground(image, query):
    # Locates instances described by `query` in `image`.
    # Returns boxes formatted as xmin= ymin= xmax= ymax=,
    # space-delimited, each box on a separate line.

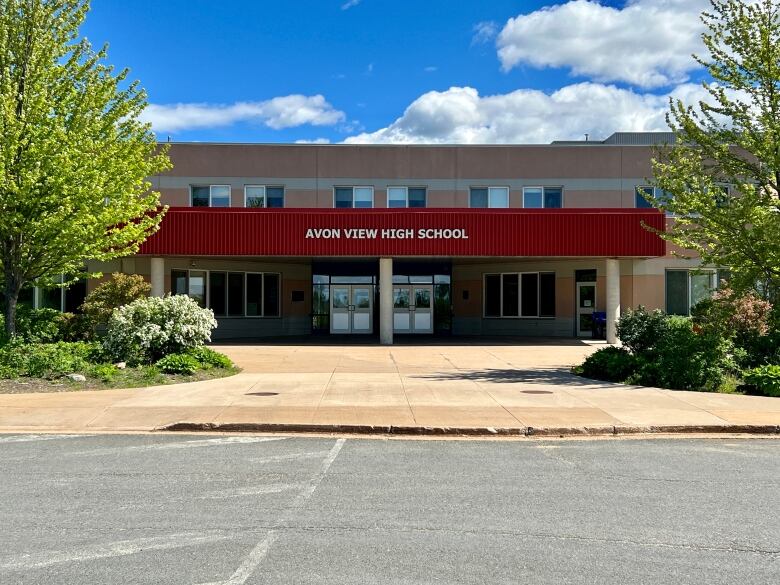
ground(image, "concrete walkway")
xmin=1 ymin=339 xmax=779 ymax=435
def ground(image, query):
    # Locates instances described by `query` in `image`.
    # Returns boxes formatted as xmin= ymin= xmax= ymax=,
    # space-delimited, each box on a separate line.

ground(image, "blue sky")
xmin=82 ymin=0 xmax=710 ymax=144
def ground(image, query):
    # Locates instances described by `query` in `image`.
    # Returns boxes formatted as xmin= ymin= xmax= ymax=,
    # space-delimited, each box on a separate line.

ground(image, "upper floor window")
xmin=470 ymin=186 xmax=509 ymax=208
xmin=335 ymin=186 xmax=374 ymax=209
xmin=388 ymin=187 xmax=426 ymax=208
xmin=192 ymin=185 xmax=231 ymax=207
xmin=245 ymin=185 xmax=284 ymax=208
xmin=523 ymin=187 xmax=563 ymax=208
xmin=635 ymin=186 xmax=675 ymax=209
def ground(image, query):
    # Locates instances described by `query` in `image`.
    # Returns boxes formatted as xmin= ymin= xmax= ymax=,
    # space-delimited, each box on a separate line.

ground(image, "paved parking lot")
xmin=1 ymin=434 xmax=778 ymax=584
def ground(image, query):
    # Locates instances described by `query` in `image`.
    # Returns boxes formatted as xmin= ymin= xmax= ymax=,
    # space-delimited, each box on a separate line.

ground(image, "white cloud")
xmin=472 ymin=20 xmax=499 ymax=45
xmin=341 ymin=0 xmax=361 ymax=10
xmin=344 ymin=82 xmax=711 ymax=144
xmin=142 ymin=95 xmax=345 ymax=133
xmin=497 ymin=0 xmax=708 ymax=88
xmin=295 ymin=138 xmax=331 ymax=144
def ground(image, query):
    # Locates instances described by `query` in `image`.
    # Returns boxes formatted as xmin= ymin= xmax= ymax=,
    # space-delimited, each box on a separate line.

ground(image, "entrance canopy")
xmin=138 ymin=208 xmax=666 ymax=258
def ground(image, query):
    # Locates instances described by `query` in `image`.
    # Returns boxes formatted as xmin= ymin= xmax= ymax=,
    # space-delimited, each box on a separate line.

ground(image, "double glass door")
xmin=330 ymin=285 xmax=373 ymax=334
xmin=393 ymin=285 xmax=433 ymax=334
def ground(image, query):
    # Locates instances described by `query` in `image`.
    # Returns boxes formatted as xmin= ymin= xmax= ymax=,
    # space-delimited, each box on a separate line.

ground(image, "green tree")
xmin=0 ymin=0 xmax=170 ymax=336
xmin=649 ymin=0 xmax=780 ymax=300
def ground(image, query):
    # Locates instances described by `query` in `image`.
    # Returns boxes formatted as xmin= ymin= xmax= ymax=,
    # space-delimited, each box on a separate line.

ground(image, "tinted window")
xmin=210 ymin=186 xmax=231 ymax=207
xmin=502 ymin=274 xmax=519 ymax=317
xmin=540 ymin=272 xmax=556 ymax=317
xmin=263 ymin=273 xmax=280 ymax=317
xmin=524 ymin=187 xmax=543 ymax=208
xmin=521 ymin=273 xmax=539 ymax=317
xmin=267 ymin=186 xmax=284 ymax=208
xmin=209 ymin=272 xmax=226 ymax=316
xmin=484 ymin=274 xmax=500 ymax=317
xmin=635 ymin=186 xmax=654 ymax=208
xmin=470 ymin=188 xmax=488 ymax=208
xmin=408 ymin=188 xmax=426 ymax=208
xmin=335 ymin=187 xmax=353 ymax=208
xmin=544 ymin=187 xmax=562 ymax=208
xmin=171 ymin=270 xmax=188 ymax=295
xmin=227 ymin=273 xmax=244 ymax=316
xmin=191 ymin=186 xmax=210 ymax=207
xmin=666 ymin=270 xmax=689 ymax=315
xmin=246 ymin=274 xmax=263 ymax=316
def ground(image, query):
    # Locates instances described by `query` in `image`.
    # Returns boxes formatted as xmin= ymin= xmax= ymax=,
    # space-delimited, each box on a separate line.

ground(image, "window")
xmin=334 ymin=186 xmax=374 ymax=208
xmin=635 ymin=186 xmax=654 ymax=208
xmin=172 ymin=270 xmax=280 ymax=317
xmin=523 ymin=187 xmax=563 ymax=208
xmin=665 ymin=269 xmax=717 ymax=315
xmin=484 ymin=272 xmax=556 ymax=318
xmin=635 ymin=186 xmax=674 ymax=209
xmin=245 ymin=185 xmax=284 ymax=208
xmin=387 ymin=187 xmax=426 ymax=208
xmin=35 ymin=275 xmax=86 ymax=313
xmin=470 ymin=187 xmax=509 ymax=208
xmin=191 ymin=185 xmax=231 ymax=207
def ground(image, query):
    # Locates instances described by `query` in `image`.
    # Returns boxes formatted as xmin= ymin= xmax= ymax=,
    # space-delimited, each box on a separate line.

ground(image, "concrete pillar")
xmin=606 ymin=258 xmax=621 ymax=344
xmin=379 ymin=257 xmax=393 ymax=345
xmin=150 ymin=257 xmax=165 ymax=298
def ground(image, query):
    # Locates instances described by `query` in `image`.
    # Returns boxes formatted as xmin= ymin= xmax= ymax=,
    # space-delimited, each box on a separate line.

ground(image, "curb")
xmin=158 ymin=421 xmax=780 ymax=437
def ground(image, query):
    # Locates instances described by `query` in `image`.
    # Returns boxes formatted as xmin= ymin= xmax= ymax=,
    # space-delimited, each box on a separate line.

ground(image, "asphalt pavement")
xmin=0 ymin=433 xmax=778 ymax=584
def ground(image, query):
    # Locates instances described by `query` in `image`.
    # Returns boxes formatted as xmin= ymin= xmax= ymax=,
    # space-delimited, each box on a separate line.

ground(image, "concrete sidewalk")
xmin=1 ymin=340 xmax=779 ymax=436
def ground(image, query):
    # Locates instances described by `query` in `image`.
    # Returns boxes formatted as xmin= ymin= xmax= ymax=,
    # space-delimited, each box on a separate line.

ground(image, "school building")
xmin=78 ymin=131 xmax=717 ymax=344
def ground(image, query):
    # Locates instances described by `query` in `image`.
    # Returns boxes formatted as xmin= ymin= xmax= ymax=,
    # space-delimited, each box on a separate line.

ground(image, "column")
xmin=605 ymin=258 xmax=621 ymax=344
xmin=379 ymin=257 xmax=393 ymax=345
xmin=150 ymin=257 xmax=165 ymax=298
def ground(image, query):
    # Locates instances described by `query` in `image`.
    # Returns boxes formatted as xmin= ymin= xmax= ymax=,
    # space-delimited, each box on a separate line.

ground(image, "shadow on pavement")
xmin=411 ymin=367 xmax=612 ymax=386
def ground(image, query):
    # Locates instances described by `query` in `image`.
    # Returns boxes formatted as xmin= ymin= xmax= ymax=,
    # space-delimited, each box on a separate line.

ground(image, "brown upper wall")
xmin=157 ymin=143 xmax=655 ymax=181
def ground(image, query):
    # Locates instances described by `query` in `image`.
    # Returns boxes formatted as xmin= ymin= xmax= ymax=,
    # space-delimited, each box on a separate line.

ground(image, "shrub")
xmin=103 ymin=295 xmax=218 ymax=364
xmin=187 ymin=346 xmax=233 ymax=369
xmin=80 ymin=273 xmax=151 ymax=330
xmin=633 ymin=316 xmax=731 ymax=392
xmin=0 ymin=341 xmax=95 ymax=379
xmin=55 ymin=312 xmax=93 ymax=342
xmin=1 ymin=306 xmax=62 ymax=344
xmin=692 ymin=287 xmax=775 ymax=369
xmin=616 ymin=307 xmax=668 ymax=354
xmin=156 ymin=353 xmax=200 ymax=375
xmin=580 ymin=346 xmax=638 ymax=382
xmin=88 ymin=363 xmax=119 ymax=383
xmin=742 ymin=365 xmax=780 ymax=397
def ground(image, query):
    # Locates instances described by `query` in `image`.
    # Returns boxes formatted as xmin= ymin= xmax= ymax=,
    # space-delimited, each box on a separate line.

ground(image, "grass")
xmin=0 ymin=364 xmax=240 ymax=394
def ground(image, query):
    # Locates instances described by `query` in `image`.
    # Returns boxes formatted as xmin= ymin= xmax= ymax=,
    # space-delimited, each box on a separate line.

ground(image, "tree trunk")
xmin=3 ymin=267 xmax=21 ymax=338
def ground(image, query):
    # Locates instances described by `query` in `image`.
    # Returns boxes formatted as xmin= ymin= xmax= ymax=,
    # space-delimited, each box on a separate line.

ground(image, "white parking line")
xmin=66 ymin=436 xmax=288 ymax=456
xmin=0 ymin=531 xmax=235 ymax=571
xmin=215 ymin=438 xmax=347 ymax=585
xmin=0 ymin=434 xmax=85 ymax=444
xmin=198 ymin=483 xmax=302 ymax=499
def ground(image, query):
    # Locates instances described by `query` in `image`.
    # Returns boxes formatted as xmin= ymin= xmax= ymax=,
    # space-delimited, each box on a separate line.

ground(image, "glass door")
xmin=576 ymin=282 xmax=596 ymax=337
xmin=329 ymin=285 xmax=373 ymax=334
xmin=351 ymin=286 xmax=373 ymax=334
xmin=393 ymin=286 xmax=411 ymax=332
xmin=411 ymin=286 xmax=433 ymax=333
xmin=330 ymin=286 xmax=351 ymax=333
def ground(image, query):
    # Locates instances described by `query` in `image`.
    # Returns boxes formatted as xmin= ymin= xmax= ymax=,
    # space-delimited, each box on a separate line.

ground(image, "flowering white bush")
xmin=103 ymin=295 xmax=218 ymax=363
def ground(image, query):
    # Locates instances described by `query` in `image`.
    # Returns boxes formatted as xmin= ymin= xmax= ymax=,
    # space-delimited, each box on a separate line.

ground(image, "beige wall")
xmin=154 ymin=143 xmax=660 ymax=210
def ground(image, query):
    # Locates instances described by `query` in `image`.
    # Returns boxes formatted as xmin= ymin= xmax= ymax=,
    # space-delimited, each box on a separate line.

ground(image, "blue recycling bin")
xmin=592 ymin=311 xmax=606 ymax=339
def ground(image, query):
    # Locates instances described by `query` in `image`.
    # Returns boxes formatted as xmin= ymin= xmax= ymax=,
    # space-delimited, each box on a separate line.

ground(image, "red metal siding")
xmin=138 ymin=208 xmax=665 ymax=257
